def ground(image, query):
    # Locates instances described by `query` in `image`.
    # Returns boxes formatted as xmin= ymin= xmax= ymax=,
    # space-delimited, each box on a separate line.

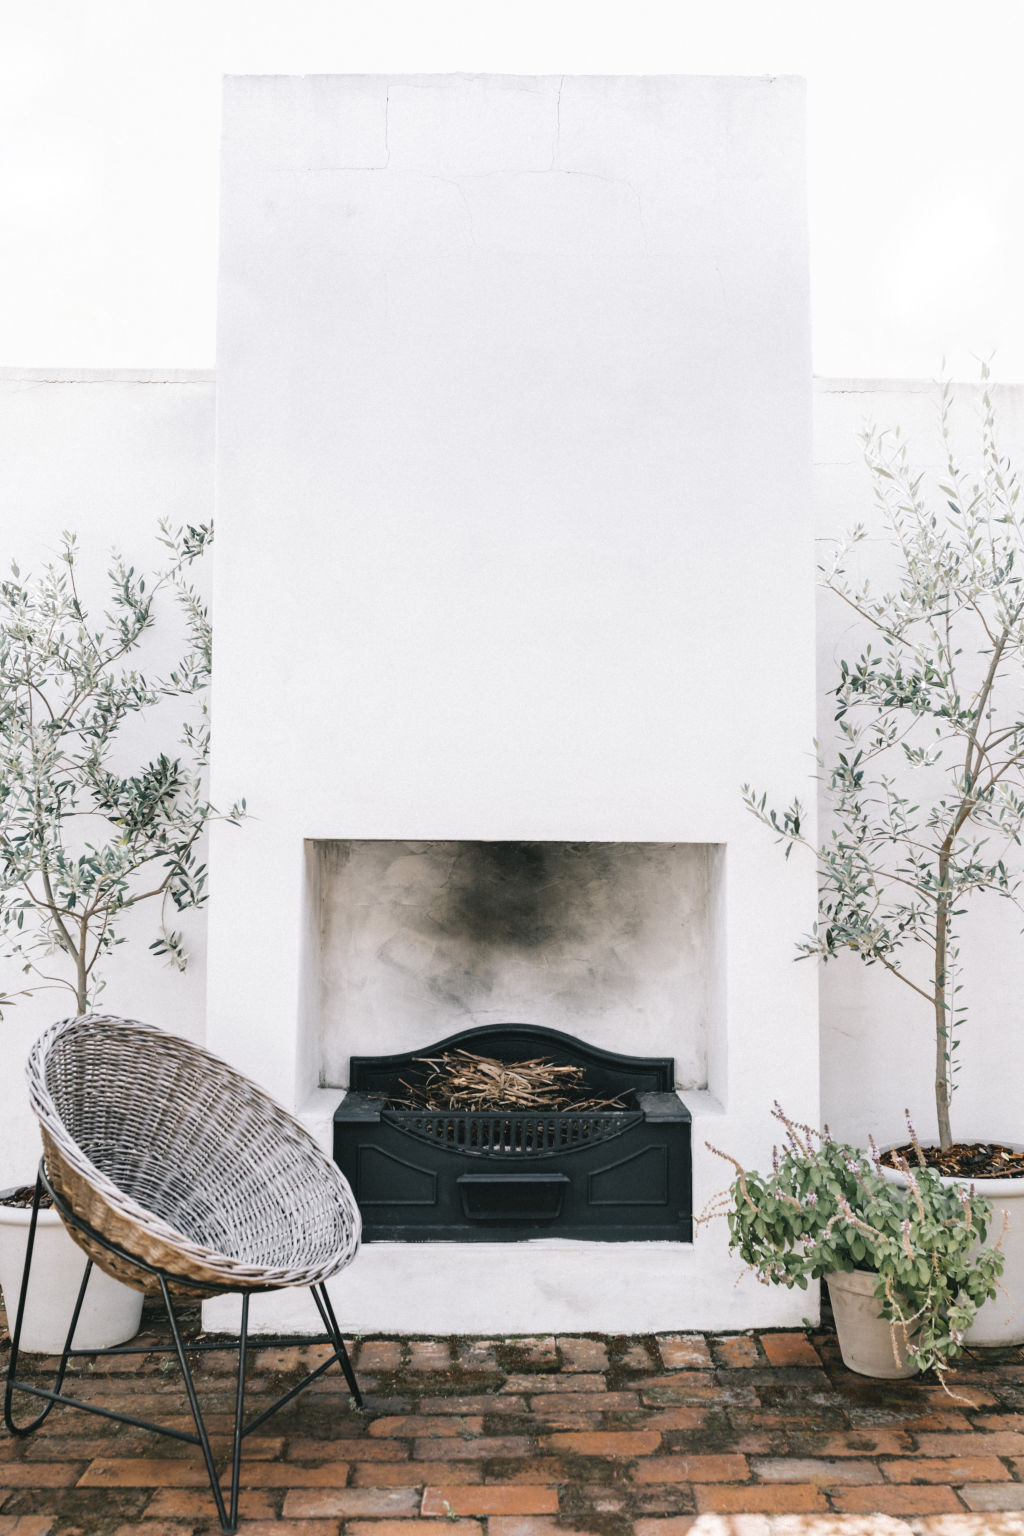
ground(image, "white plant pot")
xmin=882 ymin=1149 xmax=1024 ymax=1347
xmin=826 ymin=1268 xmax=919 ymax=1378
xmin=0 ymin=1200 xmax=144 ymax=1354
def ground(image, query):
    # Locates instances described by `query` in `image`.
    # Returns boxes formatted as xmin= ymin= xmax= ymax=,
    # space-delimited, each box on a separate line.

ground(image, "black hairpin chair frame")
xmin=4 ymin=1161 xmax=363 ymax=1534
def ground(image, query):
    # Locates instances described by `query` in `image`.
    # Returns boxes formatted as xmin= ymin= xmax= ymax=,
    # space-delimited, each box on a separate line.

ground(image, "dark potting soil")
xmin=883 ymin=1141 xmax=1024 ymax=1180
xmin=0 ymin=1185 xmax=53 ymax=1209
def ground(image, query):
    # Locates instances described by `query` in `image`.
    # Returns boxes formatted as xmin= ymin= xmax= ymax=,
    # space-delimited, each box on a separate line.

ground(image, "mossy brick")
xmin=788 ymin=1428 xmax=914 ymax=1458
xmin=918 ymin=1432 xmax=1024 ymax=1456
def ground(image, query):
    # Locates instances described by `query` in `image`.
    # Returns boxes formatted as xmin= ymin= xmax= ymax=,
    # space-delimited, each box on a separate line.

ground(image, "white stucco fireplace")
xmin=205 ymin=72 xmax=817 ymax=1333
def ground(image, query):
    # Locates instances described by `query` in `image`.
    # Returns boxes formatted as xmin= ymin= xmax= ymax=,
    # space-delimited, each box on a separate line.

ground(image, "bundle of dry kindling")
xmin=392 ymin=1049 xmax=626 ymax=1113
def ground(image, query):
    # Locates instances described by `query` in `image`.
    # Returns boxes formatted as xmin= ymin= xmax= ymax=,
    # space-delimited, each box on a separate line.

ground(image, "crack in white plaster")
xmin=397 ymin=171 xmax=478 ymax=250
xmin=383 ymin=85 xmax=391 ymax=169
xmin=549 ymin=168 xmax=651 ymax=254
xmin=551 ymin=74 xmax=565 ymax=170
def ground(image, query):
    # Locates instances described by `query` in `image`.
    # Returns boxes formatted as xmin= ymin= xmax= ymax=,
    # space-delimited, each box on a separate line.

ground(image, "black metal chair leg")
xmin=311 ymin=1282 xmax=363 ymax=1408
xmin=228 ymin=1292 xmax=250 ymax=1531
xmin=4 ymin=1172 xmax=94 ymax=1435
xmin=158 ymin=1275 xmax=233 ymax=1533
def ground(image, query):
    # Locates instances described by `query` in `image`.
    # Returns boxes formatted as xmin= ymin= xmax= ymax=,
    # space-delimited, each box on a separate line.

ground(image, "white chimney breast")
xmin=207 ymin=73 xmax=818 ymax=1333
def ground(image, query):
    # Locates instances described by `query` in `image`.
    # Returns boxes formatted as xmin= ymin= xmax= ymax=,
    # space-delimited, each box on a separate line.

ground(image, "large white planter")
xmin=0 ymin=1199 xmax=144 ymax=1354
xmin=826 ymin=1268 xmax=918 ymax=1378
xmin=881 ymin=1150 xmax=1024 ymax=1347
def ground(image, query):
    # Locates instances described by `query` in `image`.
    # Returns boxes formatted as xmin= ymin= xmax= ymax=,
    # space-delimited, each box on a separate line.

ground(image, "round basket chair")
xmin=5 ymin=1014 xmax=364 ymax=1534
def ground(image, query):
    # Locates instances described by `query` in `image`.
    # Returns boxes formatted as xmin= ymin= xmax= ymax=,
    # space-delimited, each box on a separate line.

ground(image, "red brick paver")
xmin=832 ymin=1483 xmax=966 ymax=1513
xmin=632 ymin=1453 xmax=750 ymax=1484
xmin=657 ymin=1336 xmax=713 ymax=1370
xmin=759 ymin=1332 xmax=822 ymax=1368
xmin=960 ymin=1483 xmax=1024 ymax=1510
xmin=420 ymin=1487 xmax=559 ymax=1516
xmin=880 ymin=1455 xmax=1012 ymax=1483
xmin=712 ymin=1335 xmax=763 ymax=1368
xmin=348 ymin=1523 xmax=482 ymax=1536
xmin=694 ymin=1483 xmax=829 ymax=1512
xmin=5 ymin=1299 xmax=1024 ymax=1531
xmin=282 ymin=1489 xmax=422 ymax=1518
xmin=556 ymin=1337 xmax=609 ymax=1372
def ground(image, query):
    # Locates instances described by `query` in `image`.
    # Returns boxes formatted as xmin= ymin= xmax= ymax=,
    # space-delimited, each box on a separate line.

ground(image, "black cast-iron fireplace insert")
xmin=332 ymin=1023 xmax=692 ymax=1241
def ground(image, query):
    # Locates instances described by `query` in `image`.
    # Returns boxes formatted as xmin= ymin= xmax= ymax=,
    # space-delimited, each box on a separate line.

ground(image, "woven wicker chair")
xmin=5 ymin=1014 xmax=364 ymax=1533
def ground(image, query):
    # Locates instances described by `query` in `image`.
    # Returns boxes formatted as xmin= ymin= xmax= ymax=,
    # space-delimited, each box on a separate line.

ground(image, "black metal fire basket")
xmin=332 ymin=1023 xmax=692 ymax=1242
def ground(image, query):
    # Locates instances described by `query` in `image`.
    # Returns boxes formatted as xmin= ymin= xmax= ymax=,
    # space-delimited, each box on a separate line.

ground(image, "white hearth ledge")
xmin=201 ymin=1087 xmax=814 ymax=1338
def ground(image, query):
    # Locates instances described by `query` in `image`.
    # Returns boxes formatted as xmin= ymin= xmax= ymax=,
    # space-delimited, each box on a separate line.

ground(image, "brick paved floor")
xmin=6 ymin=1302 xmax=1024 ymax=1534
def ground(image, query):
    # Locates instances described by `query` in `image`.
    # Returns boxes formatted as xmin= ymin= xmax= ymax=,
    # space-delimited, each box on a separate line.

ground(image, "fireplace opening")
xmin=333 ymin=1023 xmax=692 ymax=1242
xmin=315 ymin=839 xmax=721 ymax=1090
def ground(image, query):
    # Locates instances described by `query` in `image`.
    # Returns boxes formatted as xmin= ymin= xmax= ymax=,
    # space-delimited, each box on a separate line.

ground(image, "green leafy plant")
xmin=706 ymin=1105 xmax=1004 ymax=1381
xmin=0 ymin=523 xmax=245 ymax=1015
xmin=745 ymin=369 xmax=1024 ymax=1151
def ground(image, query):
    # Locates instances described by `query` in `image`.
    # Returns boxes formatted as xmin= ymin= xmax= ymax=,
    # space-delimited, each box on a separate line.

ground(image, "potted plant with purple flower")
xmin=706 ymin=1106 xmax=1004 ymax=1382
xmin=744 ymin=371 xmax=1024 ymax=1342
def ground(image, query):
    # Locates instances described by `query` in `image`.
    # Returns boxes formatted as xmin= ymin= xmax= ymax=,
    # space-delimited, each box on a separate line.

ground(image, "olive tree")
xmin=746 ymin=371 xmax=1024 ymax=1152
xmin=0 ymin=522 xmax=244 ymax=1015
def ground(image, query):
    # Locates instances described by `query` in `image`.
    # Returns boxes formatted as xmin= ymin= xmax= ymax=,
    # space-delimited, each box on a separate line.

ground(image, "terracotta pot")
xmin=0 ymin=1198 xmax=143 ymax=1354
xmin=881 ymin=1148 xmax=1024 ymax=1346
xmin=825 ymin=1268 xmax=919 ymax=1378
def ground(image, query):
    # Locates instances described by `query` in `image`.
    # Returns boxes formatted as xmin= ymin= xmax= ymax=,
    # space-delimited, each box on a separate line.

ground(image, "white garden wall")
xmin=0 ymin=369 xmax=215 ymax=1182
xmin=3 ymin=363 xmax=1021 ymax=1327
xmin=814 ymin=379 xmax=1024 ymax=1154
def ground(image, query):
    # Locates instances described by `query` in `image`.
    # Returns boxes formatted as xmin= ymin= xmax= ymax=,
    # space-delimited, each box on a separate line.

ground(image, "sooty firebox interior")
xmin=333 ymin=1022 xmax=692 ymax=1242
xmin=318 ymin=840 xmax=715 ymax=1093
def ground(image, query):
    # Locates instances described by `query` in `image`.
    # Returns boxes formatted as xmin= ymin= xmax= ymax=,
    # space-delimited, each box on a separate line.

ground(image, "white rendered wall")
xmin=208 ymin=73 xmax=818 ymax=1333
xmin=0 ymin=371 xmax=216 ymax=1185
xmin=4 ymin=368 xmax=1022 ymax=1325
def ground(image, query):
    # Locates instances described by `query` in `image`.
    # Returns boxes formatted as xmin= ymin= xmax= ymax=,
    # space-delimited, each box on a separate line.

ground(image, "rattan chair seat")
xmin=27 ymin=1014 xmax=361 ymax=1296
